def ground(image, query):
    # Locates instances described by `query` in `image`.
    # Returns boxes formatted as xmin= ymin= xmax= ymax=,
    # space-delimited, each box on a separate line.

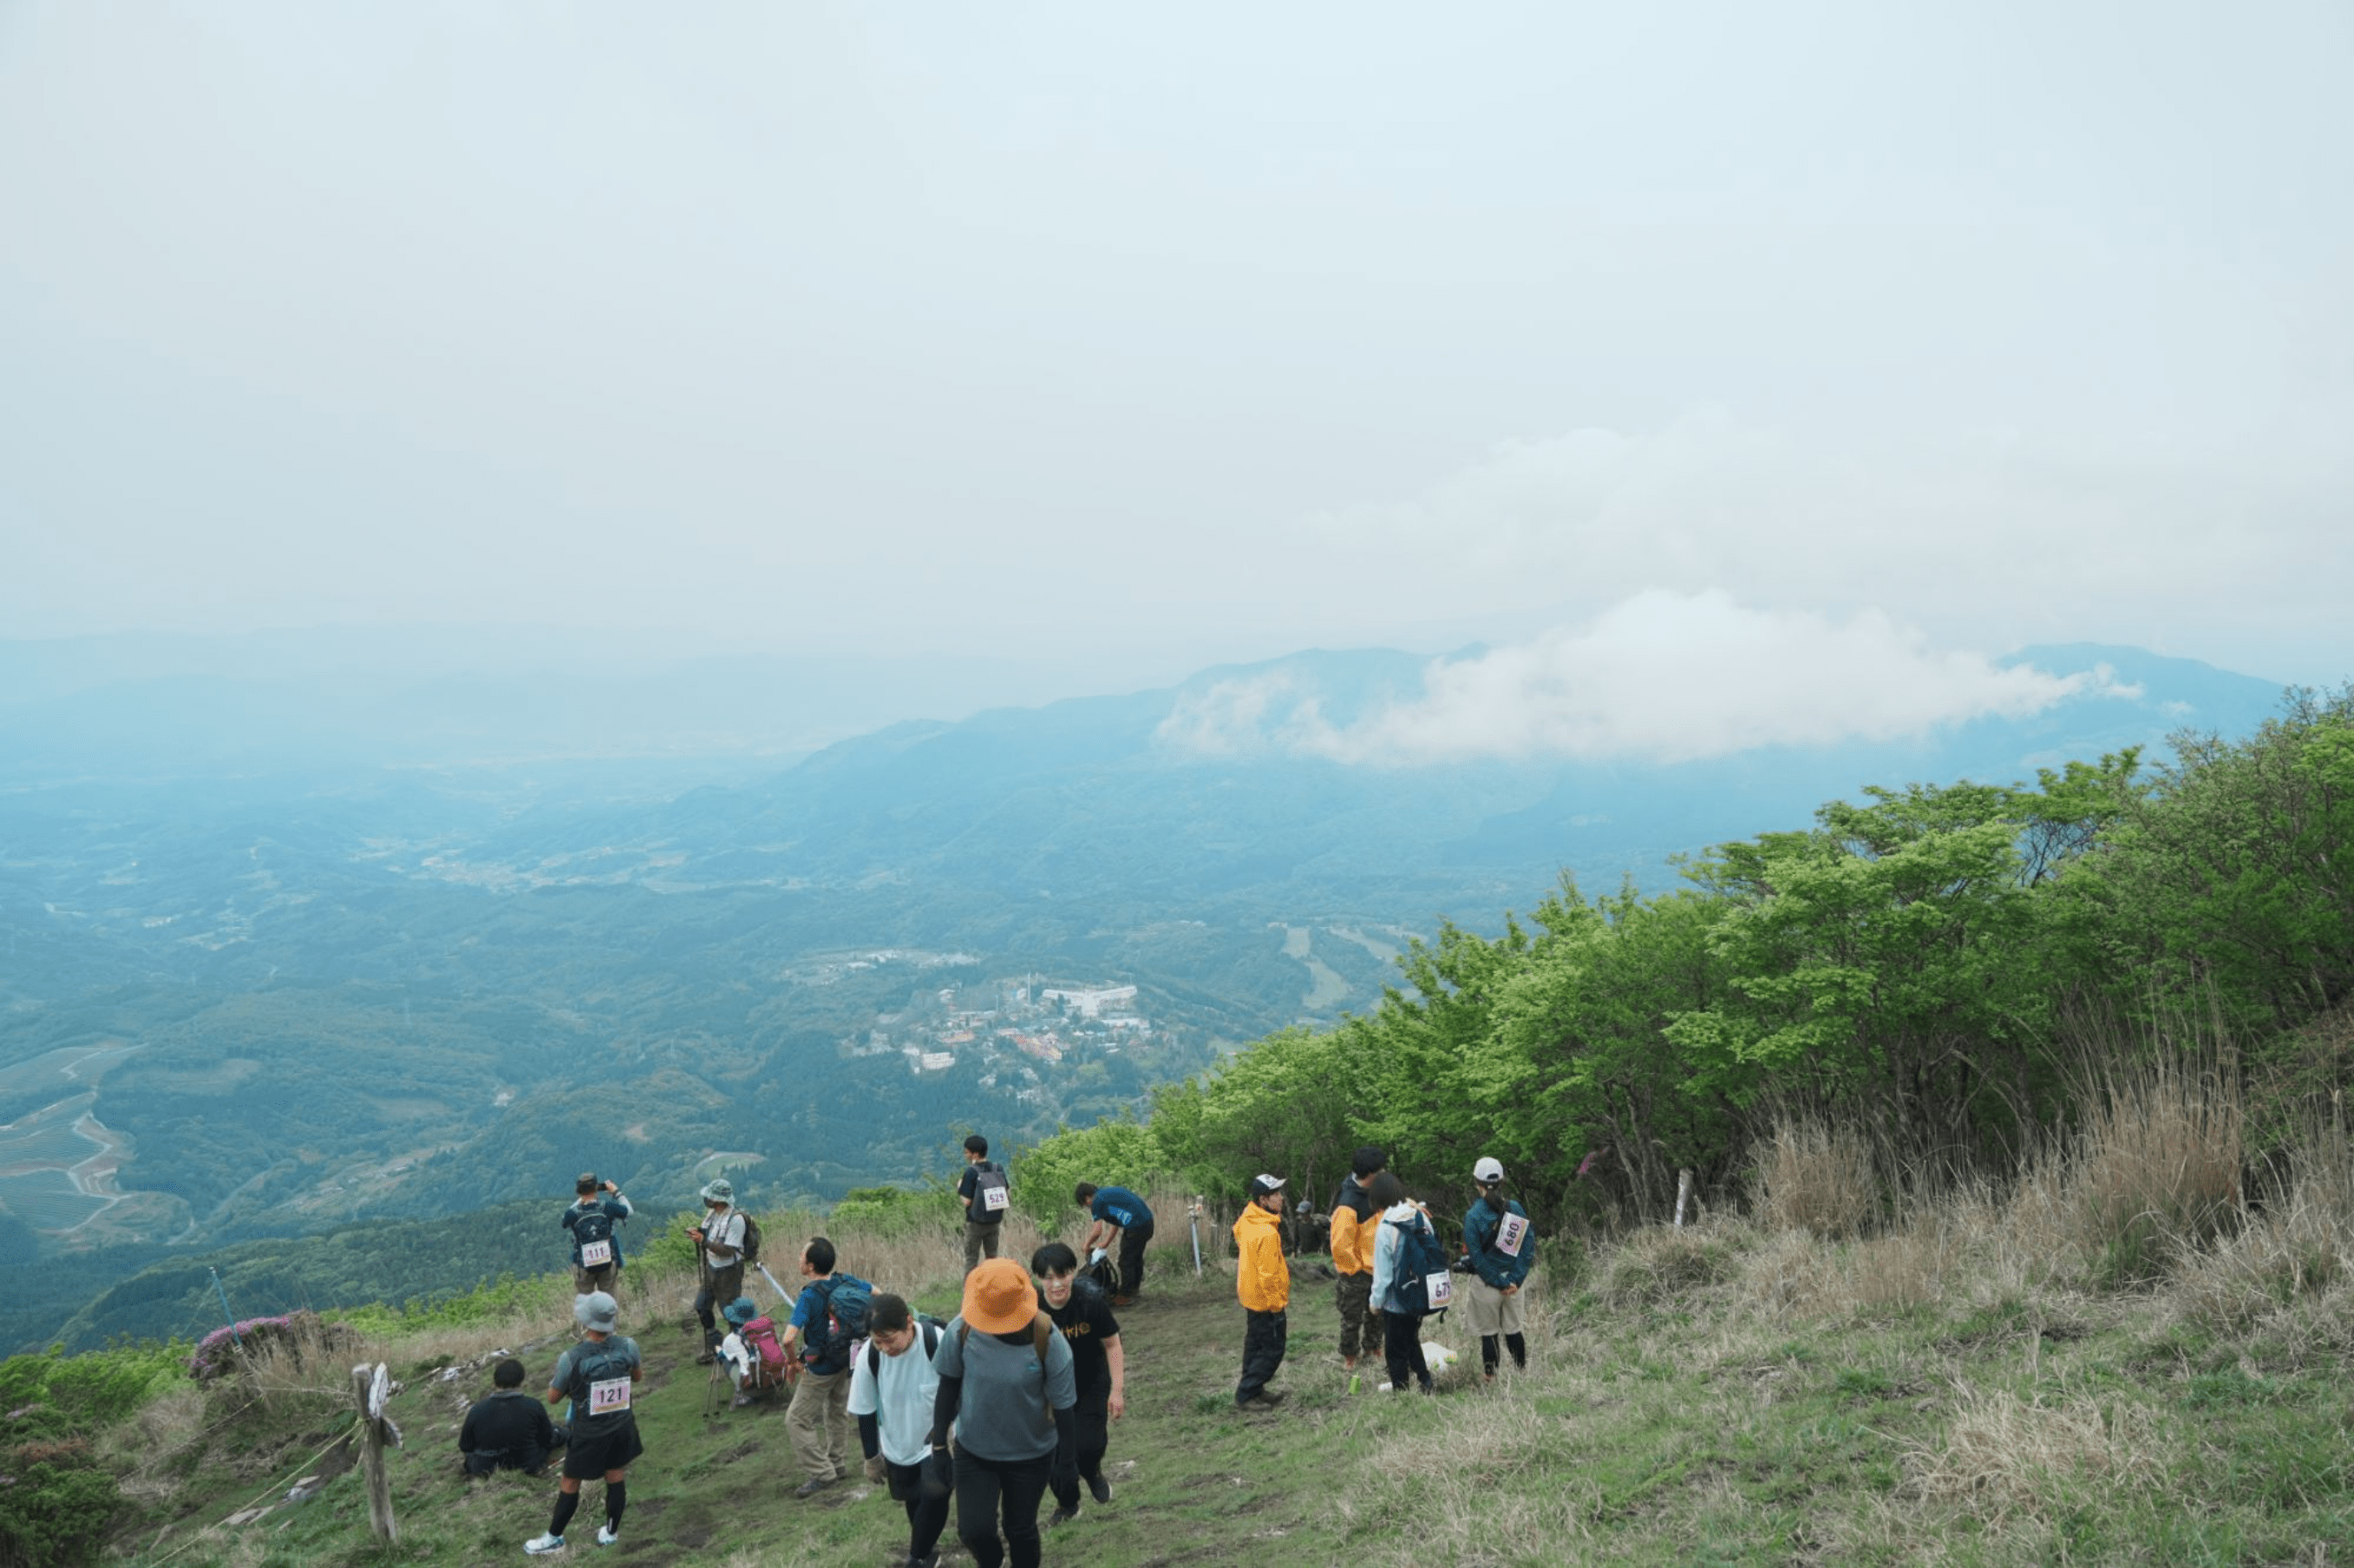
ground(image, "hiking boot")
xmin=1088 ymin=1472 xmax=1112 ymax=1505
xmin=1048 ymin=1504 xmax=1078 ymax=1527
xmin=1256 ymin=1388 xmax=1287 ymax=1408
xmin=1109 ymin=1295 xmax=1136 ymax=1308
xmin=793 ymin=1476 xmax=837 ymax=1499
xmin=730 ymin=1393 xmax=755 ymax=1408
xmin=523 ymin=1533 xmax=566 ymax=1555
xmin=908 ymin=1554 xmax=940 ymax=1568
xmin=694 ymin=1351 xmax=716 ymax=1366
xmin=594 ymin=1524 xmax=618 ymax=1547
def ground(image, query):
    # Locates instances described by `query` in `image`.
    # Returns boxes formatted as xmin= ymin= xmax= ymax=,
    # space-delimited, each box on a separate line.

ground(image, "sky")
xmin=3 ymin=2 xmax=2350 ymax=755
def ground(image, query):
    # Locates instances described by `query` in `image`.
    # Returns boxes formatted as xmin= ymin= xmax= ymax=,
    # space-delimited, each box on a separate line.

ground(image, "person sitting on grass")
xmin=461 ymin=1357 xmax=559 ymax=1479
xmin=1366 ymin=1171 xmax=1438 ymax=1395
xmin=927 ymin=1258 xmax=1078 ymax=1568
xmin=526 ymin=1290 xmax=642 ymax=1555
xmin=1031 ymin=1241 xmax=1124 ymax=1526
xmin=849 ymin=1291 xmax=951 ymax=1568
xmin=1072 ymin=1182 xmax=1154 ymax=1306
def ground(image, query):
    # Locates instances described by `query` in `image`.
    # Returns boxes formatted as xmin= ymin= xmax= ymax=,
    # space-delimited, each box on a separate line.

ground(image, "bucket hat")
xmin=962 ymin=1258 xmax=1036 ymax=1335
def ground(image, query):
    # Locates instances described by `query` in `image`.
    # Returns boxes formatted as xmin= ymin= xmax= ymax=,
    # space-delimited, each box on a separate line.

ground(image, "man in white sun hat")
xmin=1461 ymin=1156 xmax=1534 ymax=1382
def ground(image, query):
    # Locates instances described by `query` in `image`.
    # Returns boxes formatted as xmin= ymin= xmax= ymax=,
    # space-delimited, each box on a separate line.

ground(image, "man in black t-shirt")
xmin=460 ymin=1358 xmax=558 ymax=1478
xmin=1031 ymin=1240 xmax=1125 ymax=1526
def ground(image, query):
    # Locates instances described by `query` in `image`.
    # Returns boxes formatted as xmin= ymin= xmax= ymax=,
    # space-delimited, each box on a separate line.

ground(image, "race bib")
xmin=579 ymin=1238 xmax=613 ymax=1269
xmin=588 ymin=1375 xmax=632 ymax=1415
xmin=1425 ymin=1271 xmax=1454 ymax=1309
xmin=981 ymin=1185 xmax=1009 ymax=1213
xmin=1494 ymin=1213 xmax=1527 ymax=1258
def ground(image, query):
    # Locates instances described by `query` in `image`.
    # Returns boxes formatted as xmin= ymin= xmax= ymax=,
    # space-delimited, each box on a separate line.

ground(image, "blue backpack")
xmin=1386 ymin=1214 xmax=1455 ymax=1318
xmin=805 ymin=1275 xmax=873 ymax=1366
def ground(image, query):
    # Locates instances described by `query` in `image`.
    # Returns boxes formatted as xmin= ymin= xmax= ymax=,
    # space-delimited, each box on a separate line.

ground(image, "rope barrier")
xmin=139 ymin=1416 xmax=361 ymax=1568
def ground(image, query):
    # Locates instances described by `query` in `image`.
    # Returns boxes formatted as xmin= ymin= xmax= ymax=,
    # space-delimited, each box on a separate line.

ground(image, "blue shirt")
xmin=789 ymin=1277 xmax=851 ymax=1375
xmin=1089 ymin=1186 xmax=1154 ymax=1232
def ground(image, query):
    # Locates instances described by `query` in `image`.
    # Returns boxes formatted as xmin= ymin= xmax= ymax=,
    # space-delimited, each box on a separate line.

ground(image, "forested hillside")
xmin=1025 ymin=684 xmax=2354 ymax=1224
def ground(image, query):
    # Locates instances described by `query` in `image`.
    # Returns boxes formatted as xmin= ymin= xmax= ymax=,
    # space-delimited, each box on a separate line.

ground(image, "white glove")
xmin=1089 ymin=1248 xmax=1108 ymax=1267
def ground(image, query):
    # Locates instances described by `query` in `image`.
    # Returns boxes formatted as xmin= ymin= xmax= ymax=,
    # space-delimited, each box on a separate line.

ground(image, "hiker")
xmin=927 ymin=1258 xmax=1078 ymax=1568
xmin=778 ymin=1236 xmax=866 ymax=1496
xmin=526 ymin=1290 xmax=642 ymax=1554
xmin=958 ymin=1134 xmax=1010 ymax=1275
xmin=1367 ymin=1171 xmax=1439 ymax=1393
xmin=688 ymin=1178 xmax=746 ymax=1364
xmin=1072 ymin=1181 xmax=1154 ymax=1305
xmin=1030 ymin=1241 xmax=1124 ymax=1526
xmin=1462 ymin=1155 xmax=1534 ymax=1381
xmin=1232 ymin=1173 xmax=1291 ymax=1410
xmin=562 ymin=1173 xmax=631 ymax=1296
xmin=460 ymin=1357 xmax=559 ymax=1478
xmin=848 ymin=1291 xmax=951 ymax=1568
xmin=1330 ymin=1145 xmax=1387 ymax=1379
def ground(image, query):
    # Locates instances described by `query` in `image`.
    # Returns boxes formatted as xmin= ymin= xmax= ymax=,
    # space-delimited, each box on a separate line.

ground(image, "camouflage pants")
xmin=1334 ymin=1270 xmax=1383 ymax=1361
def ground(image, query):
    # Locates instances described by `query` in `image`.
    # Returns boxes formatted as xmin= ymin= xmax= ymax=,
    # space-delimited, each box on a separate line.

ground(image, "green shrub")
xmin=0 ymin=1437 xmax=121 ymax=1568
xmin=831 ymin=1184 xmax=956 ymax=1238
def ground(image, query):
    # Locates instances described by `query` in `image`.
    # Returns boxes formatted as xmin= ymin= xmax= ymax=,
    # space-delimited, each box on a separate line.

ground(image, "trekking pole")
xmin=755 ymin=1262 xmax=794 ymax=1306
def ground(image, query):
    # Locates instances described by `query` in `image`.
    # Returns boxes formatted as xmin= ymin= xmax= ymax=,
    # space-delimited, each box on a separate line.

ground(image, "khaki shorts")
xmin=1462 ymin=1276 xmax=1525 ymax=1336
xmin=573 ymin=1262 xmax=617 ymax=1294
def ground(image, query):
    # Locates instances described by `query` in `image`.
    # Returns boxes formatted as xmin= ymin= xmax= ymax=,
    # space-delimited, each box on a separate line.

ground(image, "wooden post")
xmin=350 ymin=1362 xmax=398 ymax=1542
xmin=1673 ymin=1168 xmax=1694 ymax=1229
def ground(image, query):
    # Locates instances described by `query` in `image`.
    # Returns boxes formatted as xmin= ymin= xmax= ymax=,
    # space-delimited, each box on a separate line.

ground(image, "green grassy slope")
xmin=98 ymin=1220 xmax=2354 ymax=1568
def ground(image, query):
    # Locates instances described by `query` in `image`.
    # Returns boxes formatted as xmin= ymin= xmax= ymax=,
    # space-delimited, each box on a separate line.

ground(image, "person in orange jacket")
xmin=1233 ymin=1173 xmax=1291 ymax=1411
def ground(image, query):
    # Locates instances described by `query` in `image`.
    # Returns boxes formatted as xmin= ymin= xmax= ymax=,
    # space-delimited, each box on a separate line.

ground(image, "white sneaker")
xmin=524 ymin=1533 xmax=566 ymax=1555
xmin=596 ymin=1524 xmax=619 ymax=1546
xmin=1374 ymin=1382 xmax=1394 ymax=1394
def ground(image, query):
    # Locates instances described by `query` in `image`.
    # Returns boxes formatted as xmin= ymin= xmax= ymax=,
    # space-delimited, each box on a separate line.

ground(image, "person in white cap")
xmin=1462 ymin=1156 xmax=1534 ymax=1381
xmin=1232 ymin=1174 xmax=1291 ymax=1410
xmin=526 ymin=1290 xmax=643 ymax=1554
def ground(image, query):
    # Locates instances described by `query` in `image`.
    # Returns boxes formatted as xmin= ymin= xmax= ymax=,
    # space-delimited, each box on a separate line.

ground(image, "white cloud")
xmin=1157 ymin=591 xmax=2138 ymax=766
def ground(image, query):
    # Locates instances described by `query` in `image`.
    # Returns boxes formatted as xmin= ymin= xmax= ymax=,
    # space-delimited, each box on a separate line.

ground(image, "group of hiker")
xmin=460 ymin=1137 xmax=1533 ymax=1564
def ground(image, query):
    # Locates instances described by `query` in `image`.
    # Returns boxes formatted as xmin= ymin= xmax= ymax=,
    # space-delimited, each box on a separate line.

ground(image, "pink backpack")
xmin=742 ymin=1317 xmax=790 ymax=1387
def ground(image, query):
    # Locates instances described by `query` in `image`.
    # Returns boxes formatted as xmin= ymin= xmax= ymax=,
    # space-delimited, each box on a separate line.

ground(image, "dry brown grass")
xmin=1905 ymin=1387 xmax=2168 ymax=1524
xmin=2063 ymin=1054 xmax=2243 ymax=1280
xmin=1601 ymin=1218 xmax=1745 ymax=1306
xmin=2165 ymin=1118 xmax=2354 ymax=1336
xmin=1756 ymin=1116 xmax=1881 ymax=1239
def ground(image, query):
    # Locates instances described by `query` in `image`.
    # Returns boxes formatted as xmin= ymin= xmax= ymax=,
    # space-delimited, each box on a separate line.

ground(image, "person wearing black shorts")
xmin=526 ymin=1291 xmax=644 ymax=1554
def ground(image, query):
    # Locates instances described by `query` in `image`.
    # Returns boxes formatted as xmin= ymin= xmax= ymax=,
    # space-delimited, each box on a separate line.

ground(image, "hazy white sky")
xmin=4 ymin=3 xmax=2350 ymax=709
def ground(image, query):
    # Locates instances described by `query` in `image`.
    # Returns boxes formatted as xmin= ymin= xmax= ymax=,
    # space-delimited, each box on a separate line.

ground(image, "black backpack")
xmin=972 ymin=1162 xmax=1010 ymax=1220
xmin=805 ymin=1275 xmax=873 ymax=1366
xmin=571 ymin=1207 xmax=615 ymax=1248
xmin=568 ymin=1340 xmax=637 ymax=1408
xmin=739 ymin=1213 xmax=763 ymax=1266
xmin=1386 ymin=1213 xmax=1455 ymax=1318
xmin=864 ymin=1316 xmax=945 ymax=1379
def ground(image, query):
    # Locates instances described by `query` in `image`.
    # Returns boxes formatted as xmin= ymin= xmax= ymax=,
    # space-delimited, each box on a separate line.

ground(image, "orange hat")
xmin=961 ymin=1258 xmax=1035 ymax=1335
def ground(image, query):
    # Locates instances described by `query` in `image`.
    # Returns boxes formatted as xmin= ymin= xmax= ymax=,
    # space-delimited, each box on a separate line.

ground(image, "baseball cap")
xmin=1474 ymin=1157 xmax=1506 ymax=1183
xmin=1249 ymin=1173 xmax=1286 ymax=1199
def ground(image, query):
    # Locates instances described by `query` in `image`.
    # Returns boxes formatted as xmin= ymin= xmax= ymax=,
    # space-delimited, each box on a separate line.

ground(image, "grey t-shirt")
xmin=931 ymin=1315 xmax=1076 ymax=1461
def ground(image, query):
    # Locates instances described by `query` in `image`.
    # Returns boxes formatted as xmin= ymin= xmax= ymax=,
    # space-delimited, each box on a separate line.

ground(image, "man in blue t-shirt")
xmin=778 ymin=1236 xmax=856 ymax=1497
xmin=1073 ymin=1183 xmax=1155 ymax=1306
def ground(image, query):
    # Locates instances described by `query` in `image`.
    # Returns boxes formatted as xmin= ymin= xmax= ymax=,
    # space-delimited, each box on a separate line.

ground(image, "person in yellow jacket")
xmin=1328 ymin=1146 xmax=1387 ymax=1379
xmin=1233 ymin=1173 xmax=1291 ymax=1410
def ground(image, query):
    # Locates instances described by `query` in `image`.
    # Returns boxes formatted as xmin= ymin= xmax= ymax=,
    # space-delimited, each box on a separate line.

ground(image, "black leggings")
xmin=953 ymin=1447 xmax=1053 ymax=1568
xmin=885 ymin=1459 xmax=951 ymax=1561
xmin=1049 ymin=1381 xmax=1109 ymax=1511
xmin=1383 ymin=1310 xmax=1430 ymax=1391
